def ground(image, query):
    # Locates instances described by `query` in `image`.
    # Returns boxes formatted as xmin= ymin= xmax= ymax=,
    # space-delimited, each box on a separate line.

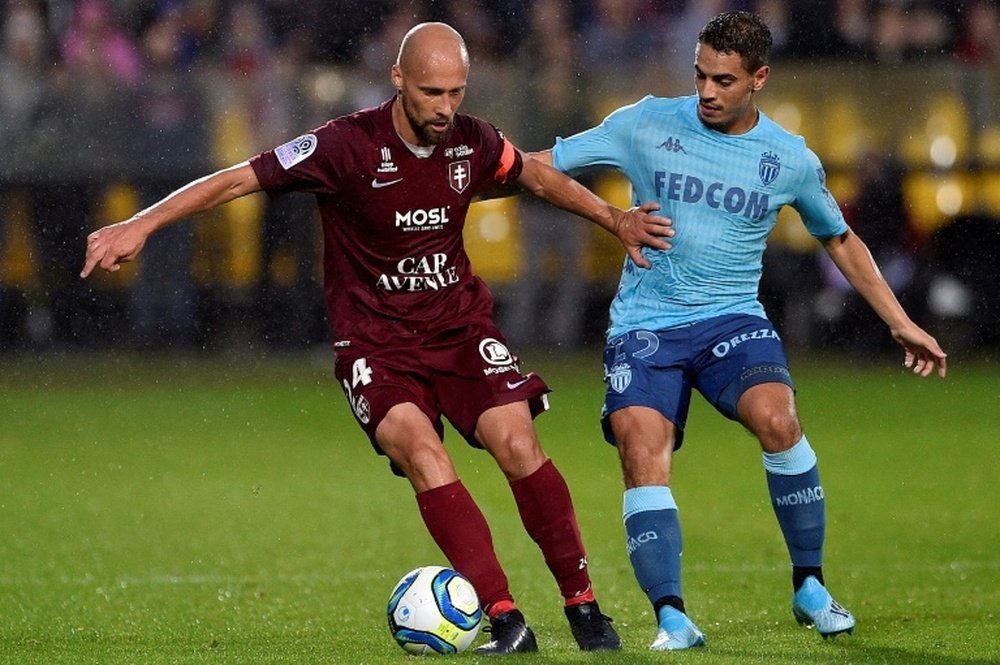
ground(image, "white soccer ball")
xmin=387 ymin=565 xmax=482 ymax=655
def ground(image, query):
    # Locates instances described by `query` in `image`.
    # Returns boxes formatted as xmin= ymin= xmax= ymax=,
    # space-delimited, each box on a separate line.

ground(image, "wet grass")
xmin=1 ymin=350 xmax=997 ymax=663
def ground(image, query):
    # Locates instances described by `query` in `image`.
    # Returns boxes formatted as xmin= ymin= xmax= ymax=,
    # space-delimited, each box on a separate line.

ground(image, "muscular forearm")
xmin=131 ymin=162 xmax=260 ymax=232
xmin=81 ymin=162 xmax=261 ymax=277
xmin=823 ymin=230 xmax=912 ymax=330
xmin=516 ymin=154 xmax=617 ymax=232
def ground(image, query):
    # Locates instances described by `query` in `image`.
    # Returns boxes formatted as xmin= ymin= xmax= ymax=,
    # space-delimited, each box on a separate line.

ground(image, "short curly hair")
xmin=698 ymin=11 xmax=772 ymax=73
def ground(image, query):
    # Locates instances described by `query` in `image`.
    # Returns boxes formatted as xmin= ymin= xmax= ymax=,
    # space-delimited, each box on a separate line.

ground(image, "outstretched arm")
xmin=822 ymin=229 xmax=947 ymax=377
xmin=80 ymin=162 xmax=261 ymax=278
xmin=513 ymin=149 xmax=672 ymax=269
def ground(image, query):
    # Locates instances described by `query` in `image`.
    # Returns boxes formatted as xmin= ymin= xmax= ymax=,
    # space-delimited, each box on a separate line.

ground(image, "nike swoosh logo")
xmin=371 ymin=178 xmax=403 ymax=188
xmin=506 ymin=375 xmax=534 ymax=390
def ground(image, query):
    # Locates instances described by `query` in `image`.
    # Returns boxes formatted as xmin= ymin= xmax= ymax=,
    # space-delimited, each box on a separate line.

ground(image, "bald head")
xmin=390 ymin=22 xmax=470 ymax=146
xmin=396 ymin=22 xmax=469 ymax=75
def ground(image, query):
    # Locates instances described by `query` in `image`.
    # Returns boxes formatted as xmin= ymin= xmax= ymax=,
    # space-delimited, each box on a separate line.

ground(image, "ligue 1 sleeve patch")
xmin=274 ymin=134 xmax=317 ymax=170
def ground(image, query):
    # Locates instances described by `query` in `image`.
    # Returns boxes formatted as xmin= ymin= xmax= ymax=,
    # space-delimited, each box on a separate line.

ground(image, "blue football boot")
xmin=792 ymin=576 xmax=856 ymax=638
xmin=650 ymin=605 xmax=706 ymax=651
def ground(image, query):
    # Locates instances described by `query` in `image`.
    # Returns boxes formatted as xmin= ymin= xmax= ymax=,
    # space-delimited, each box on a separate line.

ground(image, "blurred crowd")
xmin=1 ymin=0 xmax=999 ymax=353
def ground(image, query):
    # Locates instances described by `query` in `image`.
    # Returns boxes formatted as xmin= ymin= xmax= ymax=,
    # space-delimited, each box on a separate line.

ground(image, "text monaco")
xmin=774 ymin=485 xmax=824 ymax=507
xmin=654 ymin=171 xmax=770 ymax=220
xmin=625 ymin=531 xmax=659 ymax=555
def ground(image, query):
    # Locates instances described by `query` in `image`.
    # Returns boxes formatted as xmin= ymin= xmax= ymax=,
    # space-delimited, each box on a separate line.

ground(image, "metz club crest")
xmin=759 ymin=151 xmax=781 ymax=186
xmin=449 ymin=160 xmax=471 ymax=193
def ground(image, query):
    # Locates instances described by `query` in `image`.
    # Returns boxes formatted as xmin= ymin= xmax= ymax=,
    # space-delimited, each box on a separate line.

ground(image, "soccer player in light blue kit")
xmin=533 ymin=11 xmax=947 ymax=650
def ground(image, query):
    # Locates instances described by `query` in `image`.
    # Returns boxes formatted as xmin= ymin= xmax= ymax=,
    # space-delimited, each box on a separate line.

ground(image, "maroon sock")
xmin=416 ymin=480 xmax=513 ymax=612
xmin=510 ymin=459 xmax=593 ymax=602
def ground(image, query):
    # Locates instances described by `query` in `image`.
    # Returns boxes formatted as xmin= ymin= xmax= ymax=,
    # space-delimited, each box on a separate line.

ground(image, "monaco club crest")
xmin=607 ymin=362 xmax=632 ymax=394
xmin=758 ymin=151 xmax=781 ymax=186
xmin=449 ymin=160 xmax=471 ymax=193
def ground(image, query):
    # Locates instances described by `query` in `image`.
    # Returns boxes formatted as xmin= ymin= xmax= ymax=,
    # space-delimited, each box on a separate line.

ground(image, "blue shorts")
xmin=601 ymin=314 xmax=794 ymax=448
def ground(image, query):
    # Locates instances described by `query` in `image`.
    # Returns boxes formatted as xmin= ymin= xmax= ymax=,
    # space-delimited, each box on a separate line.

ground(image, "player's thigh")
xmin=692 ymin=314 xmax=795 ymax=422
xmin=603 ymin=330 xmax=693 ymax=449
xmin=474 ymin=400 xmax=546 ymax=481
xmin=608 ymin=405 xmax=678 ymax=487
xmin=333 ymin=346 xmax=444 ymax=459
xmin=434 ymin=323 xmax=550 ymax=446
xmin=375 ymin=402 xmax=459 ymax=491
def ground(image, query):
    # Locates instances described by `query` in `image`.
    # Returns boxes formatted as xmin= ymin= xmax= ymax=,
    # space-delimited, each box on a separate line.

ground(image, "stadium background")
xmin=3 ymin=3 xmax=998 ymax=663
xmin=1 ymin=0 xmax=998 ymax=354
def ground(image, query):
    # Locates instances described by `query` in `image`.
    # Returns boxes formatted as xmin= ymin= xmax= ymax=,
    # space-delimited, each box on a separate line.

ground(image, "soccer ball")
xmin=387 ymin=565 xmax=482 ymax=654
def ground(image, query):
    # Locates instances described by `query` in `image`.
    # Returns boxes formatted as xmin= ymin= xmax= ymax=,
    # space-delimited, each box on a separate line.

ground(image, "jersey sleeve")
xmin=465 ymin=116 xmax=523 ymax=185
xmin=249 ymin=121 xmax=347 ymax=198
xmin=793 ymin=148 xmax=849 ymax=239
xmin=551 ymin=96 xmax=648 ymax=175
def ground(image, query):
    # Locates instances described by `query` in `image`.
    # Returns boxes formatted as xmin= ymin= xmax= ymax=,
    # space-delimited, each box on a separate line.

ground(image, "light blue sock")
xmin=763 ymin=436 xmax=825 ymax=567
xmin=623 ymin=486 xmax=683 ymax=605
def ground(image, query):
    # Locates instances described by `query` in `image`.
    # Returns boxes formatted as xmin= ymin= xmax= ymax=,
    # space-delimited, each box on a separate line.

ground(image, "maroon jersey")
xmin=249 ymin=98 xmax=521 ymax=347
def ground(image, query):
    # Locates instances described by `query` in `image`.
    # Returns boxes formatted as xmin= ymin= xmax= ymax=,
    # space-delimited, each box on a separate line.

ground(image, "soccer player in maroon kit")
xmin=82 ymin=23 xmax=673 ymax=654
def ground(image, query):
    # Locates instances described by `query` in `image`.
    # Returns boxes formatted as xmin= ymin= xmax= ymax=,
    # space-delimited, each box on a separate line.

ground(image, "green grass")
xmin=1 ymin=350 xmax=998 ymax=664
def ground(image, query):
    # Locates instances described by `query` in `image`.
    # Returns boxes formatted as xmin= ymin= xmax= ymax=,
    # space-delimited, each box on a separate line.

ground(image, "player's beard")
xmin=402 ymin=96 xmax=454 ymax=145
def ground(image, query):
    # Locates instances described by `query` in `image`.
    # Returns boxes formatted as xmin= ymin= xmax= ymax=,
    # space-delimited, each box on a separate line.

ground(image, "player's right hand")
xmin=80 ymin=219 xmax=149 ymax=278
xmin=616 ymin=202 xmax=673 ymax=269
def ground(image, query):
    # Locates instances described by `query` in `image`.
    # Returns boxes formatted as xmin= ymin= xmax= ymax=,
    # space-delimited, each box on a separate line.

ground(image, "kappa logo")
xmin=449 ymin=159 xmax=471 ymax=193
xmin=657 ymin=137 xmax=687 ymax=154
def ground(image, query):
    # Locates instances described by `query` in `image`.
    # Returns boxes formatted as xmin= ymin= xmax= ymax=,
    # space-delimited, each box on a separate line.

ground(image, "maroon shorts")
xmin=333 ymin=319 xmax=550 ymax=458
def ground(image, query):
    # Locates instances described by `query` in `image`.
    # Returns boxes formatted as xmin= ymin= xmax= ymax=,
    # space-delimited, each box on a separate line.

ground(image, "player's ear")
xmin=390 ymin=64 xmax=403 ymax=94
xmin=751 ymin=65 xmax=770 ymax=93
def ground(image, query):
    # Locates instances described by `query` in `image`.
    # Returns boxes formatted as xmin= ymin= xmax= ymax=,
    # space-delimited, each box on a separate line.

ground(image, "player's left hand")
xmin=893 ymin=324 xmax=947 ymax=378
xmin=614 ymin=202 xmax=673 ymax=269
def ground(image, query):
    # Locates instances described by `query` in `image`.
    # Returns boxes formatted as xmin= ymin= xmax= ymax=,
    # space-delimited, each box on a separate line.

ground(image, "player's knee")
xmin=619 ymin=438 xmax=673 ymax=486
xmin=491 ymin=434 xmax=546 ymax=480
xmin=738 ymin=386 xmax=801 ymax=450
xmin=394 ymin=441 xmax=456 ymax=487
xmin=751 ymin=408 xmax=801 ymax=451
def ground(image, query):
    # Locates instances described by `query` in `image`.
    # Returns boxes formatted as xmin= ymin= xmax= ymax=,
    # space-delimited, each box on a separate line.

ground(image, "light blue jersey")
xmin=552 ymin=95 xmax=848 ymax=338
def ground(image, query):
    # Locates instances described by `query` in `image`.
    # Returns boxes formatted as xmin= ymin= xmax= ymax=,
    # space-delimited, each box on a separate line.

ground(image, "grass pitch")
xmin=1 ymin=350 xmax=997 ymax=664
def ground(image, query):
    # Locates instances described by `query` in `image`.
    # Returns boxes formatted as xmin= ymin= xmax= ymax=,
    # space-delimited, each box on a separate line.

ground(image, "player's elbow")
xmin=527 ymin=149 xmax=553 ymax=167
